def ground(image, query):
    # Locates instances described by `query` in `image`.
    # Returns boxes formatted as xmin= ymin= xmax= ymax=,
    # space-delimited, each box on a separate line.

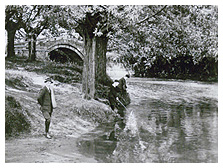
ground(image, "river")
xmin=77 ymin=77 xmax=218 ymax=163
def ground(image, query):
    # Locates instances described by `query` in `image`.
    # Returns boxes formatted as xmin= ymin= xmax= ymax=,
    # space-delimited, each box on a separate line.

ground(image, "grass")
xmin=5 ymin=56 xmax=83 ymax=85
xmin=5 ymin=74 xmax=31 ymax=91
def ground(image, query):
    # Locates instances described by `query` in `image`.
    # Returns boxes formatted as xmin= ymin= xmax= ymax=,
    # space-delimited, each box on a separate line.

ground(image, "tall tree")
xmin=21 ymin=5 xmax=60 ymax=61
xmin=108 ymin=5 xmax=168 ymax=69
xmin=60 ymin=6 xmax=114 ymax=99
xmin=75 ymin=9 xmax=112 ymax=99
xmin=59 ymin=5 xmax=168 ymax=99
xmin=5 ymin=5 xmax=23 ymax=58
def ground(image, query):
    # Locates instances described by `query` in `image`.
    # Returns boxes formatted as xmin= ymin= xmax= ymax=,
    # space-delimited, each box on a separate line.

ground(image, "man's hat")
xmin=44 ymin=77 xmax=53 ymax=83
xmin=112 ymin=81 xmax=119 ymax=87
xmin=125 ymin=74 xmax=130 ymax=78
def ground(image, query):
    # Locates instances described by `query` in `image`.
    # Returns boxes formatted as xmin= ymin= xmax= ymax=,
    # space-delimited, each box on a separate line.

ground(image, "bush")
xmin=5 ymin=96 xmax=31 ymax=138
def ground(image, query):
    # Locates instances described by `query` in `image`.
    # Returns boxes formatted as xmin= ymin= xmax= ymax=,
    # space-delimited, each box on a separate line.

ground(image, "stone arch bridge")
xmin=14 ymin=37 xmax=84 ymax=63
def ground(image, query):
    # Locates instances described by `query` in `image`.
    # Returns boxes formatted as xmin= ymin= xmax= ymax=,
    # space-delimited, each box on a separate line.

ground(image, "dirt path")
xmin=5 ymin=135 xmax=97 ymax=163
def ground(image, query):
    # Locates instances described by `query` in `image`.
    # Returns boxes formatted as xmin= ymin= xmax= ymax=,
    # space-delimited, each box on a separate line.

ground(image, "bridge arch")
xmin=47 ymin=43 xmax=84 ymax=61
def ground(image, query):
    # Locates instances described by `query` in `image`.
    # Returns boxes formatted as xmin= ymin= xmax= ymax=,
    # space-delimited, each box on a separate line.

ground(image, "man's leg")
xmin=45 ymin=118 xmax=50 ymax=133
xmin=45 ymin=118 xmax=51 ymax=139
xmin=42 ymin=109 xmax=52 ymax=139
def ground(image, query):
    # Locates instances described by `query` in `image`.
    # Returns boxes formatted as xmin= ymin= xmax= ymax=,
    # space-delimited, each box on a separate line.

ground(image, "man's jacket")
xmin=117 ymin=77 xmax=127 ymax=93
xmin=37 ymin=86 xmax=52 ymax=112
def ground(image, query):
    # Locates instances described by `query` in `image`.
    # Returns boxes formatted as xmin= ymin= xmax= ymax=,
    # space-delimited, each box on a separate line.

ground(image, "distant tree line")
xmin=133 ymin=55 xmax=217 ymax=81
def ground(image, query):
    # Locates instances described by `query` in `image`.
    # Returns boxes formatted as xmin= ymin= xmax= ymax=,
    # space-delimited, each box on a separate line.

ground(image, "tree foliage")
xmin=109 ymin=5 xmax=218 ymax=81
xmin=57 ymin=6 xmax=126 ymax=99
xmin=5 ymin=5 xmax=64 ymax=60
xmin=21 ymin=5 xmax=63 ymax=61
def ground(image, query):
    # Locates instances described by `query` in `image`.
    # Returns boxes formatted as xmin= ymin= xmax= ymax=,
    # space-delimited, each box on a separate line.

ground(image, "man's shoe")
xmin=46 ymin=133 xmax=52 ymax=139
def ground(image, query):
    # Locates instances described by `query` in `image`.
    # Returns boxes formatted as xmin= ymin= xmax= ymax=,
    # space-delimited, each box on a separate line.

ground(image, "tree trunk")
xmin=6 ymin=29 xmax=16 ymax=58
xmin=81 ymin=33 xmax=113 ymax=99
xmin=27 ymin=34 xmax=37 ymax=61
xmin=82 ymin=34 xmax=113 ymax=99
xmin=82 ymin=35 xmax=96 ymax=99
xmin=95 ymin=36 xmax=108 ymax=84
xmin=79 ymin=11 xmax=113 ymax=99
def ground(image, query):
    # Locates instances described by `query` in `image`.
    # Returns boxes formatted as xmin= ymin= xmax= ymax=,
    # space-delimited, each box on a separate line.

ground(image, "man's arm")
xmin=37 ymin=87 xmax=46 ymax=106
xmin=120 ymin=78 xmax=127 ymax=91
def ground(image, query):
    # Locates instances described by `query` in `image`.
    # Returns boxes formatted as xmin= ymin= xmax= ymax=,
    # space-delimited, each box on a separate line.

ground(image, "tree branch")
xmin=26 ymin=5 xmax=37 ymax=23
xmin=137 ymin=5 xmax=167 ymax=25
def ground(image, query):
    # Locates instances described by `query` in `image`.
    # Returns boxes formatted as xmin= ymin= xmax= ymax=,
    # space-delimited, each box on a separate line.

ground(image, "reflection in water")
xmin=77 ymin=123 xmax=118 ymax=162
xmin=77 ymin=79 xmax=218 ymax=163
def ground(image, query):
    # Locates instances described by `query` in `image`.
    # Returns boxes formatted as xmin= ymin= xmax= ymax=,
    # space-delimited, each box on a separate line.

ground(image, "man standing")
xmin=37 ymin=78 xmax=57 ymax=139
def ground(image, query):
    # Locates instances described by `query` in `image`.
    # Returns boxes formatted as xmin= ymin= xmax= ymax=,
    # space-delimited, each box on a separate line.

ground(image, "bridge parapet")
xmin=44 ymin=37 xmax=83 ymax=47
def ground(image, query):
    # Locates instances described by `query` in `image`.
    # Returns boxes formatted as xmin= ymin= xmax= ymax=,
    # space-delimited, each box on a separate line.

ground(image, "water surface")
xmin=78 ymin=78 xmax=218 ymax=163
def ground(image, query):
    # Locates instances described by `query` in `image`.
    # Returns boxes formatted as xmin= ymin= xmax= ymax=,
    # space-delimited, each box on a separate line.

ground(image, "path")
xmin=5 ymin=136 xmax=96 ymax=163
